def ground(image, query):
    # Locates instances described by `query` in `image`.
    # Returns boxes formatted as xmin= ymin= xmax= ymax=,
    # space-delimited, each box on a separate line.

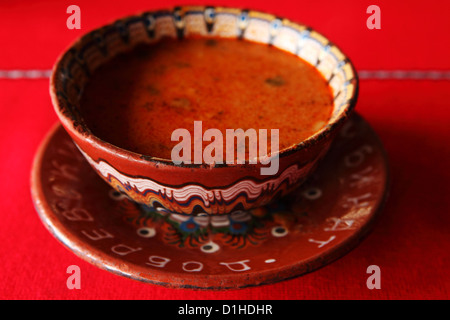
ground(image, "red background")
xmin=0 ymin=0 xmax=449 ymax=299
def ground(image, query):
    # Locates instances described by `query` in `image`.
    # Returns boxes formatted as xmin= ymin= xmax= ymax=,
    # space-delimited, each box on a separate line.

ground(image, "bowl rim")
xmin=50 ymin=5 xmax=359 ymax=169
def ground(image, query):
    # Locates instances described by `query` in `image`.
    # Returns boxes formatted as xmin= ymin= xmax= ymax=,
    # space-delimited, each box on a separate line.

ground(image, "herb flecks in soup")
xmin=80 ymin=37 xmax=334 ymax=160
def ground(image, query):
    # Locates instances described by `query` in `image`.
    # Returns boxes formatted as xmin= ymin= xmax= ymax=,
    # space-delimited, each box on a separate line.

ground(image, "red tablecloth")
xmin=1 ymin=0 xmax=449 ymax=299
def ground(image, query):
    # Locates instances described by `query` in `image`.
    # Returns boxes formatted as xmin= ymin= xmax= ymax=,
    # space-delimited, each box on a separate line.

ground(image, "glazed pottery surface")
xmin=50 ymin=6 xmax=358 ymax=215
xmin=31 ymin=114 xmax=388 ymax=289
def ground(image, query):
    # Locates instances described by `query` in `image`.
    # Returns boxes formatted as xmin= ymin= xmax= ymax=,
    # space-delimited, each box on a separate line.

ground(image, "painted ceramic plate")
xmin=31 ymin=113 xmax=389 ymax=289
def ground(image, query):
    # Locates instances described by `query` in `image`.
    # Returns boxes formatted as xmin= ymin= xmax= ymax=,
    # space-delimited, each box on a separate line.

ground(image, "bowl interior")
xmin=51 ymin=6 xmax=358 ymax=162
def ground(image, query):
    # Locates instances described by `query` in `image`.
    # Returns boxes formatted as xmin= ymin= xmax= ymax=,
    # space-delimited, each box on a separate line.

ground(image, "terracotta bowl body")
xmin=50 ymin=6 xmax=358 ymax=215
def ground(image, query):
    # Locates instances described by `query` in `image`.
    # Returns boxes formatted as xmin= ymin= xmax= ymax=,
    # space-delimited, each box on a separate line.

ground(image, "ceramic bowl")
xmin=50 ymin=6 xmax=358 ymax=215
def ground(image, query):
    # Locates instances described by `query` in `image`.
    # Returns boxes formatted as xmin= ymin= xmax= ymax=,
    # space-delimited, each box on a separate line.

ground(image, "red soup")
xmin=80 ymin=37 xmax=334 ymax=161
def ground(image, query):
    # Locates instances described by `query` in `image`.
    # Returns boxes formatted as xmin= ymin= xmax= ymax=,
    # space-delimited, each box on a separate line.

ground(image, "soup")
xmin=79 ymin=37 xmax=334 ymax=161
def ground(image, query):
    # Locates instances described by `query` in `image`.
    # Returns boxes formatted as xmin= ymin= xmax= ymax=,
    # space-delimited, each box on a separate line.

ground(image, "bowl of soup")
xmin=50 ymin=6 xmax=358 ymax=215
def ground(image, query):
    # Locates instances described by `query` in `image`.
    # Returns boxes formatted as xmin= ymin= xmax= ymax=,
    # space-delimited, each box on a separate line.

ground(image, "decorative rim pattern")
xmin=50 ymin=5 xmax=359 ymax=167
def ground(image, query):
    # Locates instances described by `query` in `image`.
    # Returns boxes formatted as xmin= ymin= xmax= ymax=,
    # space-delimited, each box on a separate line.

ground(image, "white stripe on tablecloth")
xmin=0 ymin=69 xmax=449 ymax=80
xmin=358 ymin=70 xmax=450 ymax=80
xmin=0 ymin=69 xmax=52 ymax=79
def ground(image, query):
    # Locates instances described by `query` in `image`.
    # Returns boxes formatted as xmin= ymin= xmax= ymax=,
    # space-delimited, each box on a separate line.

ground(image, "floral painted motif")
xmin=114 ymin=193 xmax=308 ymax=250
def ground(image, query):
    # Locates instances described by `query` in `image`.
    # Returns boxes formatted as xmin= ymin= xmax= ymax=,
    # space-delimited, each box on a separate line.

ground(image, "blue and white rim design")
xmin=48 ymin=7 xmax=357 ymax=136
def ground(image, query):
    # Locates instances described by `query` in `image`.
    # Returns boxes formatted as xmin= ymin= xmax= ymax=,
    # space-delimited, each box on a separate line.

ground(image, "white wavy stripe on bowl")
xmin=78 ymin=148 xmax=314 ymax=207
